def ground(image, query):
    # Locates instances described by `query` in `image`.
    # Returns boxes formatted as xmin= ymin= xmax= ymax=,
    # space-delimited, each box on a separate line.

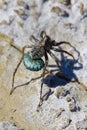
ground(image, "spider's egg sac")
xmin=23 ymin=53 xmax=44 ymax=71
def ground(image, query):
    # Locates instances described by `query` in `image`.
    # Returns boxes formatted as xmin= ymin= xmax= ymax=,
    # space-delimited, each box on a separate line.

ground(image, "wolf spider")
xmin=10 ymin=31 xmax=76 ymax=110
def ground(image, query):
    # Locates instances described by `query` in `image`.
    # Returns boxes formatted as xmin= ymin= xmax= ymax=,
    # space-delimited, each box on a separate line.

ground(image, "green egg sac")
xmin=23 ymin=53 xmax=44 ymax=71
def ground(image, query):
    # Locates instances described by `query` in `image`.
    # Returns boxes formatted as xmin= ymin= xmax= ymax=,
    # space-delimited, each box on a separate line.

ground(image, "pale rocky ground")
xmin=0 ymin=0 xmax=87 ymax=130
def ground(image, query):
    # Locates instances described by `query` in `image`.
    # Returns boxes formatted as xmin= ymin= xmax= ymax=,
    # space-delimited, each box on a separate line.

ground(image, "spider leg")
xmin=11 ymin=56 xmax=23 ymax=94
xmin=37 ymin=52 xmax=48 ymax=110
xmin=48 ymin=50 xmax=62 ymax=71
xmin=0 ymin=33 xmax=23 ymax=53
xmin=10 ymin=73 xmax=43 ymax=95
xmin=52 ymin=41 xmax=72 ymax=47
xmin=52 ymin=48 xmax=75 ymax=60
xmin=10 ymin=45 xmax=32 ymax=95
xmin=10 ymin=42 xmax=32 ymax=53
xmin=48 ymin=51 xmax=75 ymax=81
xmin=30 ymin=35 xmax=39 ymax=43
xmin=10 ymin=68 xmax=51 ymax=95
xmin=48 ymin=51 xmax=80 ymax=83
xmin=10 ymin=43 xmax=22 ymax=53
xmin=40 ymin=31 xmax=46 ymax=39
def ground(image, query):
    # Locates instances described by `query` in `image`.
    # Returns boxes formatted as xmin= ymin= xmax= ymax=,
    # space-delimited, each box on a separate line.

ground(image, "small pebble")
xmin=80 ymin=2 xmax=85 ymax=15
xmin=51 ymin=6 xmax=69 ymax=17
xmin=69 ymin=102 xmax=76 ymax=112
xmin=56 ymin=108 xmax=65 ymax=118
xmin=66 ymin=95 xmax=71 ymax=102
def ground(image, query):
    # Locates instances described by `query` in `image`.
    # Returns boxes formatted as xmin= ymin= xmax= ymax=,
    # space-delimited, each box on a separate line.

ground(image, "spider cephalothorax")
xmin=29 ymin=32 xmax=53 ymax=59
xmin=10 ymin=31 xmax=75 ymax=110
xmin=30 ymin=46 xmax=45 ymax=59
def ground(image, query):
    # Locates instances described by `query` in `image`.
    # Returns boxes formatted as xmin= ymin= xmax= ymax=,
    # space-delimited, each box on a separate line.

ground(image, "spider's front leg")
xmin=37 ymin=52 xmax=48 ymax=110
xmin=52 ymin=41 xmax=76 ymax=60
xmin=52 ymin=41 xmax=73 ymax=47
xmin=10 ymin=45 xmax=32 ymax=95
xmin=52 ymin=47 xmax=75 ymax=60
xmin=30 ymin=35 xmax=39 ymax=43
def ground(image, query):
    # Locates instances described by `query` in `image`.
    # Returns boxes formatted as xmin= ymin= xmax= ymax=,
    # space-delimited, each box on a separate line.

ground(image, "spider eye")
xmin=40 ymin=31 xmax=46 ymax=39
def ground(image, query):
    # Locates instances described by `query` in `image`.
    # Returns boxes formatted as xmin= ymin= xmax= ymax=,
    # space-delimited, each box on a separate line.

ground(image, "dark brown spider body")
xmin=30 ymin=45 xmax=45 ymax=59
xmin=44 ymin=36 xmax=53 ymax=51
xmin=30 ymin=35 xmax=53 ymax=60
xmin=10 ymin=31 xmax=76 ymax=111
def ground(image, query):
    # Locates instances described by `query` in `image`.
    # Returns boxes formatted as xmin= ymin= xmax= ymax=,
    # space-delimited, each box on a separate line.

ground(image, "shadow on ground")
xmin=44 ymin=46 xmax=83 ymax=88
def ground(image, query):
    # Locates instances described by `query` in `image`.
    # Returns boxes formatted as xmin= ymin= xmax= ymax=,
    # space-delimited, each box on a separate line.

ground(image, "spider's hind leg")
xmin=52 ymin=48 xmax=75 ymax=60
xmin=37 ymin=52 xmax=49 ymax=111
xmin=48 ymin=51 xmax=77 ymax=83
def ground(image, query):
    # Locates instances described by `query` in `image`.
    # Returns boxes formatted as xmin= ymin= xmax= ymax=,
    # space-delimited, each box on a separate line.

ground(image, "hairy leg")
xmin=10 ymin=68 xmax=52 ymax=95
xmin=52 ymin=47 xmax=75 ymax=60
xmin=52 ymin=41 xmax=72 ymax=47
xmin=30 ymin=35 xmax=39 ymax=43
xmin=48 ymin=51 xmax=62 ymax=71
xmin=10 ymin=73 xmax=44 ymax=95
xmin=37 ymin=52 xmax=48 ymax=110
xmin=48 ymin=51 xmax=73 ymax=82
xmin=40 ymin=31 xmax=46 ymax=39
xmin=10 ymin=43 xmax=23 ymax=53
xmin=10 ymin=45 xmax=32 ymax=95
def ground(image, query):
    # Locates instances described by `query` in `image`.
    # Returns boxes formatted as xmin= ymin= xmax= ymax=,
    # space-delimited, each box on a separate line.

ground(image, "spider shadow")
xmin=43 ymin=46 xmax=83 ymax=98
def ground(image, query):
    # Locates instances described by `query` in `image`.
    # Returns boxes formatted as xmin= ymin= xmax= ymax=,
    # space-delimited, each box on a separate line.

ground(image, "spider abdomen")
xmin=23 ymin=53 xmax=44 ymax=71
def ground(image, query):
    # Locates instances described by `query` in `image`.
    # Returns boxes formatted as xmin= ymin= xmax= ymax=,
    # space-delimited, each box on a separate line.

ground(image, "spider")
xmin=10 ymin=31 xmax=76 ymax=110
